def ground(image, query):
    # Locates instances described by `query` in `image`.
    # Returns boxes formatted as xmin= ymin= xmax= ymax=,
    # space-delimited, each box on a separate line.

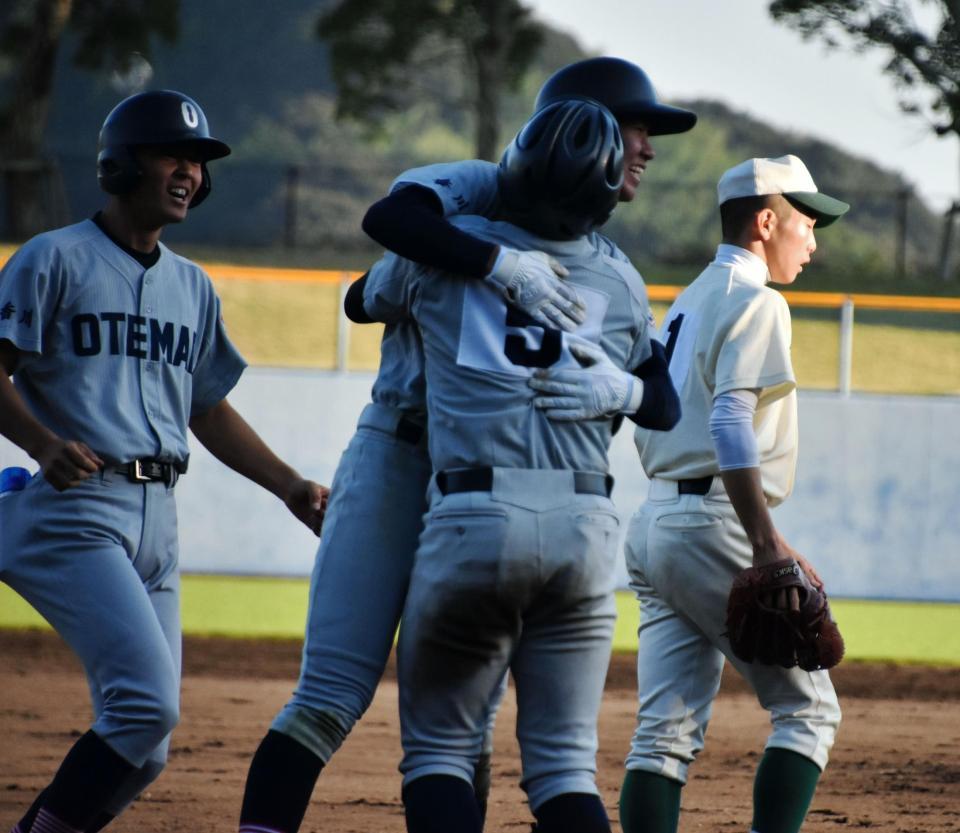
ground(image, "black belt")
xmin=115 ymin=458 xmax=188 ymax=486
xmin=436 ymin=467 xmax=613 ymax=497
xmin=677 ymin=475 xmax=714 ymax=496
xmin=396 ymin=416 xmax=425 ymax=445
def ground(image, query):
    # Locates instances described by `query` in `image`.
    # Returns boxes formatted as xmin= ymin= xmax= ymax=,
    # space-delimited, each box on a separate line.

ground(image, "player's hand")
xmin=35 ymin=439 xmax=103 ymax=492
xmin=752 ymin=534 xmax=821 ymax=610
xmin=283 ymin=479 xmax=330 ymax=536
xmin=793 ymin=552 xmax=824 ymax=591
xmin=529 ymin=340 xmax=644 ymax=421
xmin=485 ymin=246 xmax=586 ymax=332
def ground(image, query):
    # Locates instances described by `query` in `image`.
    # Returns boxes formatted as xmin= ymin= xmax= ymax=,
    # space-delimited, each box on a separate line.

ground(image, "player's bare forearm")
xmin=718 ymin=467 xmax=786 ymax=566
xmin=720 ymin=466 xmax=823 ymax=607
xmin=0 ymin=342 xmax=102 ymax=489
xmin=0 ymin=363 xmax=57 ymax=460
xmin=190 ymin=398 xmax=329 ymax=534
xmin=190 ymin=399 xmax=296 ymax=492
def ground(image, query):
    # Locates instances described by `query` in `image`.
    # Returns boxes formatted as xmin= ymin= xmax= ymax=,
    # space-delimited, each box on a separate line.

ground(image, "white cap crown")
xmin=717 ymin=154 xmax=816 ymax=204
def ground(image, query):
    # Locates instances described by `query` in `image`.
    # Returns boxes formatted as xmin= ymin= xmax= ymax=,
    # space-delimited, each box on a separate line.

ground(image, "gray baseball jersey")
xmin=0 ymin=219 xmax=245 ymax=464
xmin=369 ymin=321 xmax=427 ymax=414
xmin=364 ymin=215 xmax=653 ymax=473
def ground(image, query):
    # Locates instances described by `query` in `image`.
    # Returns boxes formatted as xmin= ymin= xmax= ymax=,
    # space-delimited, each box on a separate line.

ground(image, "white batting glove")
xmin=529 ymin=340 xmax=644 ymax=421
xmin=485 ymin=247 xmax=587 ymax=333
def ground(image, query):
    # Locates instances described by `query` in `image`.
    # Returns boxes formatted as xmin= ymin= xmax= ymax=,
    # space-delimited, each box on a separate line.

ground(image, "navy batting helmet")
xmin=498 ymin=98 xmax=623 ymax=240
xmin=97 ymin=90 xmax=231 ymax=208
xmin=535 ymin=57 xmax=697 ymax=136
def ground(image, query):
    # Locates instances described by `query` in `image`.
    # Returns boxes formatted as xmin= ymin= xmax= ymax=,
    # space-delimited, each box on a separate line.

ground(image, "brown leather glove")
xmin=725 ymin=558 xmax=845 ymax=671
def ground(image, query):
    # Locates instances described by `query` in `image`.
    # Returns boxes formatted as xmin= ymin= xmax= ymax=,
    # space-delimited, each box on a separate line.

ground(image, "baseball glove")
xmin=724 ymin=558 xmax=844 ymax=672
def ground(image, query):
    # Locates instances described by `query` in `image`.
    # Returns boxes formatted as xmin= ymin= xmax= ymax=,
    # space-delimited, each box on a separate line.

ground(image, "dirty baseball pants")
xmin=398 ymin=467 xmax=620 ymax=813
xmin=0 ymin=470 xmax=182 ymax=817
xmin=271 ymin=403 xmax=504 ymax=764
xmin=623 ymin=477 xmax=841 ymax=783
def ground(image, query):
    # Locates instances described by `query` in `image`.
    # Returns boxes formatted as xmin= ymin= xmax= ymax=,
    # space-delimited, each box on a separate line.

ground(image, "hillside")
xmin=30 ymin=2 xmax=944 ymax=287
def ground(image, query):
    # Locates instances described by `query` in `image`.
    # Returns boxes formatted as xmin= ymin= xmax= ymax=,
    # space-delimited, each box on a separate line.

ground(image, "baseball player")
xmin=361 ymin=99 xmax=651 ymax=833
xmin=235 ymin=58 xmax=687 ymax=833
xmin=363 ymin=56 xmax=696 ymax=309
xmin=237 ymin=268 xmax=506 ymax=832
xmin=0 ymin=90 xmax=328 ymax=833
xmin=615 ymin=155 xmax=849 ymax=833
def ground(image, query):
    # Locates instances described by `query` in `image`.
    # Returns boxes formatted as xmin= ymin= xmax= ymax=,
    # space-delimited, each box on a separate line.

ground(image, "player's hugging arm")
xmin=361 ymin=184 xmax=584 ymax=333
xmin=343 ymin=271 xmax=373 ymax=324
xmin=363 ymin=185 xmax=498 ymax=278
xmin=627 ymin=339 xmax=681 ymax=431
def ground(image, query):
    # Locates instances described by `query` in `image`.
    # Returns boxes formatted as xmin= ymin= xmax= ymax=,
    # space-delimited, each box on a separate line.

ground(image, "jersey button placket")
xmin=140 ymin=271 xmax=162 ymax=435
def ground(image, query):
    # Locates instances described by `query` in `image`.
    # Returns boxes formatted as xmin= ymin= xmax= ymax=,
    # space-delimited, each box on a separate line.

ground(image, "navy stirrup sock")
xmin=238 ymin=730 xmax=324 ymax=833
xmin=534 ymin=792 xmax=610 ymax=833
xmin=402 ymin=774 xmax=482 ymax=833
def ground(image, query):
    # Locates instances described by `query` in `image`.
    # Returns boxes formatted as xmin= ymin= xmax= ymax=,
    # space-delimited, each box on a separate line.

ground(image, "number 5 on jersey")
xmin=457 ymin=281 xmax=608 ymax=376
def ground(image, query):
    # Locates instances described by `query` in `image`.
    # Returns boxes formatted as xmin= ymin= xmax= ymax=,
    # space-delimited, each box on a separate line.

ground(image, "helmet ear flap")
xmin=97 ymin=147 xmax=141 ymax=195
xmin=189 ymin=165 xmax=212 ymax=208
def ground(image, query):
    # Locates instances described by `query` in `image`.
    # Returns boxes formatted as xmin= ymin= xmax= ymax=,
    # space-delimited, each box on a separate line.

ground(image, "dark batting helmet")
xmin=97 ymin=90 xmax=231 ymax=208
xmin=535 ymin=57 xmax=697 ymax=136
xmin=498 ymin=98 xmax=623 ymax=240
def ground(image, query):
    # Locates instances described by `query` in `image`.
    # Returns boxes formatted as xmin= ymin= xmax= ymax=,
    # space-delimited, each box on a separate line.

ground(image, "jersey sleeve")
xmin=363 ymin=253 xmax=419 ymax=324
xmin=607 ymin=257 xmax=654 ymax=370
xmin=0 ymin=236 xmax=63 ymax=359
xmin=714 ymin=290 xmax=795 ymax=404
xmin=390 ymin=160 xmax=500 ymax=219
xmin=188 ymin=283 xmax=247 ymax=415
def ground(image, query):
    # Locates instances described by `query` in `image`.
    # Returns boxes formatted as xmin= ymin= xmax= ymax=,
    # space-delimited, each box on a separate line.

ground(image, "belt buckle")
xmin=131 ymin=460 xmax=151 ymax=482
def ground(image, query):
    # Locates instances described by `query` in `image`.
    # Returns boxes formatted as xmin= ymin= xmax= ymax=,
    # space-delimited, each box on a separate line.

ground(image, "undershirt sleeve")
xmin=343 ymin=272 xmax=373 ymax=323
xmin=709 ymin=388 xmax=760 ymax=470
xmin=626 ymin=340 xmax=681 ymax=431
xmin=361 ymin=185 xmax=497 ymax=279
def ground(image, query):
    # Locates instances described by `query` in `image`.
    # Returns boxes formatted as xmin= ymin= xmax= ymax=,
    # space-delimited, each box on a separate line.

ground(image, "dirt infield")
xmin=2 ymin=630 xmax=958 ymax=832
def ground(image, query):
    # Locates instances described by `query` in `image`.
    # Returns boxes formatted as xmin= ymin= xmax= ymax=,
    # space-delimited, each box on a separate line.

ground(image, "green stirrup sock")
xmin=619 ymin=769 xmax=682 ymax=833
xmin=752 ymin=748 xmax=822 ymax=833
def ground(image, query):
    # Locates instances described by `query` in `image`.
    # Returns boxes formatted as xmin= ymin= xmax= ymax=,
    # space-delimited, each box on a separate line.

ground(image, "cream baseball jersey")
xmin=634 ymin=244 xmax=798 ymax=505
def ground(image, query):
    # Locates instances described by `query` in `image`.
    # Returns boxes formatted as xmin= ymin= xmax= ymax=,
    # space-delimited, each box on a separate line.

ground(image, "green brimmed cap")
xmin=717 ymin=154 xmax=850 ymax=227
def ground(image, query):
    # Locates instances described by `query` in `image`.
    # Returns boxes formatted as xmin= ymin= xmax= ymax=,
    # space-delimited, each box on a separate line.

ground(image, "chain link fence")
xmin=0 ymin=154 xmax=952 ymax=281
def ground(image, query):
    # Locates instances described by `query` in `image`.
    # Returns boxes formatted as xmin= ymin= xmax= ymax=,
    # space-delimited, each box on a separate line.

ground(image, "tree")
xmin=768 ymin=0 xmax=960 ymax=278
xmin=316 ymin=0 xmax=544 ymax=161
xmin=0 ymin=0 xmax=178 ymax=239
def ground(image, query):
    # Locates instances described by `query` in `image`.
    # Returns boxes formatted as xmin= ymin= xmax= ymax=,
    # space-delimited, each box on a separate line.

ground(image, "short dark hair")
xmin=720 ymin=194 xmax=793 ymax=241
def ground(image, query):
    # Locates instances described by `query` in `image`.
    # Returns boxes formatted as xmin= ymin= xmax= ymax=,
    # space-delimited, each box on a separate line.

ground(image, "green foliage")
xmin=316 ymin=0 xmax=545 ymax=157
xmin=67 ymin=0 xmax=179 ymax=71
xmin=0 ymin=0 xmax=179 ymax=91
